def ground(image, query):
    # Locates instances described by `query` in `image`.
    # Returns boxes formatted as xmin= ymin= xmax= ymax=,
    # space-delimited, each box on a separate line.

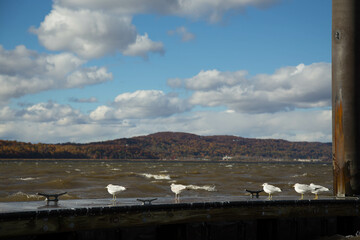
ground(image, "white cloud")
xmin=31 ymin=5 xmax=164 ymax=59
xmin=30 ymin=5 xmax=137 ymax=59
xmin=174 ymin=63 xmax=331 ymax=113
xmin=0 ymin=106 xmax=16 ymax=121
xmin=0 ymin=106 xmax=331 ymax=143
xmin=90 ymin=90 xmax=191 ymax=121
xmin=56 ymin=0 xmax=280 ymax=22
xmin=128 ymin=109 xmax=332 ymax=143
xmin=19 ymin=102 xmax=87 ymax=125
xmin=89 ymin=105 xmax=115 ymax=121
xmin=168 ymin=26 xmax=195 ymax=42
xmin=31 ymin=0 xmax=278 ymax=59
xmin=0 ymin=45 xmax=112 ymax=101
xmin=123 ymin=33 xmax=165 ymax=59
xmin=182 ymin=69 xmax=248 ymax=90
xmin=0 ymin=121 xmax=120 ymax=143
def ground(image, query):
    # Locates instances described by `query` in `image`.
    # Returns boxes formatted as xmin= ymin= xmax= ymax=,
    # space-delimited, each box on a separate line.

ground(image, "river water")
xmin=0 ymin=160 xmax=333 ymax=202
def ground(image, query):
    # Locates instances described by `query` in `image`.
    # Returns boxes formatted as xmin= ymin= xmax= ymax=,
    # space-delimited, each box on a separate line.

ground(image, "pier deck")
xmin=1 ymin=196 xmax=360 ymax=239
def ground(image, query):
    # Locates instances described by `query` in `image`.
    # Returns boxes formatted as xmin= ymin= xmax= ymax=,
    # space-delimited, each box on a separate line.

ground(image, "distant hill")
xmin=0 ymin=132 xmax=332 ymax=161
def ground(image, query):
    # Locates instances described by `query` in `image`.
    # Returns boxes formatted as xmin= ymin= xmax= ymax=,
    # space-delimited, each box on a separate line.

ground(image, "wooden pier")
xmin=1 ymin=196 xmax=360 ymax=239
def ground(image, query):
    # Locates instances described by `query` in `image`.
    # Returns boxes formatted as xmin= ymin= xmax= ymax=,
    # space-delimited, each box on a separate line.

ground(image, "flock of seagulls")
xmin=106 ymin=182 xmax=330 ymax=202
xmin=294 ymin=183 xmax=330 ymax=200
xmin=263 ymin=183 xmax=329 ymax=200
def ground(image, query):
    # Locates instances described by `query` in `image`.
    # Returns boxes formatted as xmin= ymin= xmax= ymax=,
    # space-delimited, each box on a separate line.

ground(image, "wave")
xmin=291 ymin=173 xmax=308 ymax=178
xmin=4 ymin=191 xmax=43 ymax=201
xmin=186 ymin=184 xmax=216 ymax=192
xmin=1 ymin=191 xmax=76 ymax=202
xmin=139 ymin=173 xmax=171 ymax=180
xmin=16 ymin=177 xmax=39 ymax=181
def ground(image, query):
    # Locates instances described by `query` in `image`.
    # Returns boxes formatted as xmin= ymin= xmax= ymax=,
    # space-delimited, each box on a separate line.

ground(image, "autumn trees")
xmin=0 ymin=132 xmax=331 ymax=161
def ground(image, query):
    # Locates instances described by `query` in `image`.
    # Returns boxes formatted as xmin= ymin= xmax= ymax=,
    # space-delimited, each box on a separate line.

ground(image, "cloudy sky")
xmin=0 ymin=0 xmax=331 ymax=143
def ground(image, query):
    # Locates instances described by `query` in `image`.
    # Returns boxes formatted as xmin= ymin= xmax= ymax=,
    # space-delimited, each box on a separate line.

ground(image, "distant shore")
xmin=0 ymin=158 xmax=332 ymax=164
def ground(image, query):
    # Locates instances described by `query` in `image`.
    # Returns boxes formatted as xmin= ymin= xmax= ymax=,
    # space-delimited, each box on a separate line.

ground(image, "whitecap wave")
xmin=7 ymin=191 xmax=43 ymax=200
xmin=16 ymin=177 xmax=39 ymax=181
xmin=186 ymin=184 xmax=216 ymax=192
xmin=292 ymin=173 xmax=308 ymax=178
xmin=139 ymin=173 xmax=171 ymax=180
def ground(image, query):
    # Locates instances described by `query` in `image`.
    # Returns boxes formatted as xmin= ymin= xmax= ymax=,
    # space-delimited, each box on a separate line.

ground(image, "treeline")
xmin=0 ymin=132 xmax=332 ymax=161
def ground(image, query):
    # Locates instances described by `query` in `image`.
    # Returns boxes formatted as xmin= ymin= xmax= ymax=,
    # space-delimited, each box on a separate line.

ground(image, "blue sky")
xmin=0 ymin=0 xmax=332 ymax=143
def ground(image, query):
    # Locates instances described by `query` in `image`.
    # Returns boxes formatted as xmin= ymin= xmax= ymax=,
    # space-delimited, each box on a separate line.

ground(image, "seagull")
xmin=262 ymin=183 xmax=281 ymax=200
xmin=171 ymin=183 xmax=187 ymax=201
xmin=293 ymin=183 xmax=312 ymax=200
xmin=310 ymin=183 xmax=329 ymax=199
xmin=106 ymin=184 xmax=126 ymax=201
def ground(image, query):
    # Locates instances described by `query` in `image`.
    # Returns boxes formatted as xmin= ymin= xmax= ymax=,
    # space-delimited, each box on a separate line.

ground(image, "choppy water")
xmin=0 ymin=160 xmax=333 ymax=202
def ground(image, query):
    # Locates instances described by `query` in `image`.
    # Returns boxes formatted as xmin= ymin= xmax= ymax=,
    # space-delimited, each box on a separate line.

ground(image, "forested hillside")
xmin=0 ymin=132 xmax=331 ymax=161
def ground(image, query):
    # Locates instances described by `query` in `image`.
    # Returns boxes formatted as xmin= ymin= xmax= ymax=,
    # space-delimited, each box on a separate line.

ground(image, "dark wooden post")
xmin=332 ymin=0 xmax=360 ymax=197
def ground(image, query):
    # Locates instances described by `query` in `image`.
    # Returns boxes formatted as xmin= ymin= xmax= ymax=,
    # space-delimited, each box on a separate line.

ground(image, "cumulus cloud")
xmin=0 ymin=45 xmax=112 ymax=101
xmin=30 ymin=0 xmax=278 ymax=59
xmin=90 ymin=90 xmax=191 ymax=121
xmin=172 ymin=63 xmax=331 ymax=113
xmin=0 ymin=121 xmax=120 ymax=143
xmin=30 ymin=5 xmax=164 ymax=59
xmin=123 ymin=33 xmax=165 ymax=59
xmin=0 ymin=106 xmax=16 ymax=121
xmin=0 ymin=105 xmax=331 ymax=143
xmin=30 ymin=5 xmax=137 ymax=59
xmin=56 ymin=0 xmax=280 ymax=22
xmin=169 ymin=69 xmax=248 ymax=91
xmin=13 ymin=102 xmax=87 ymax=125
xmin=168 ymin=26 xmax=195 ymax=42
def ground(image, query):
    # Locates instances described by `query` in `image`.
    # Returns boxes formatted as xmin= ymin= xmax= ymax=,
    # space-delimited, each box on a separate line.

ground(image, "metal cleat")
xmin=136 ymin=198 xmax=157 ymax=205
xmin=37 ymin=192 xmax=67 ymax=204
xmin=245 ymin=189 xmax=263 ymax=199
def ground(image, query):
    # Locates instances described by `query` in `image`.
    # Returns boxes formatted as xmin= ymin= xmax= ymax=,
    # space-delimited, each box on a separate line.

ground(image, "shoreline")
xmin=0 ymin=158 xmax=332 ymax=164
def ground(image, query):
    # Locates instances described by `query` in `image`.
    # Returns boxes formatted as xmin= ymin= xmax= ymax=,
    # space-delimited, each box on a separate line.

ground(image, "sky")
xmin=0 ymin=0 xmax=332 ymax=144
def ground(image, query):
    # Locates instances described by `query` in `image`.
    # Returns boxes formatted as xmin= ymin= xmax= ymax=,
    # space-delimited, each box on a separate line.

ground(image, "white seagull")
xmin=262 ymin=183 xmax=281 ymax=200
xmin=171 ymin=183 xmax=187 ymax=201
xmin=106 ymin=184 xmax=126 ymax=201
xmin=310 ymin=183 xmax=329 ymax=199
xmin=293 ymin=183 xmax=312 ymax=200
